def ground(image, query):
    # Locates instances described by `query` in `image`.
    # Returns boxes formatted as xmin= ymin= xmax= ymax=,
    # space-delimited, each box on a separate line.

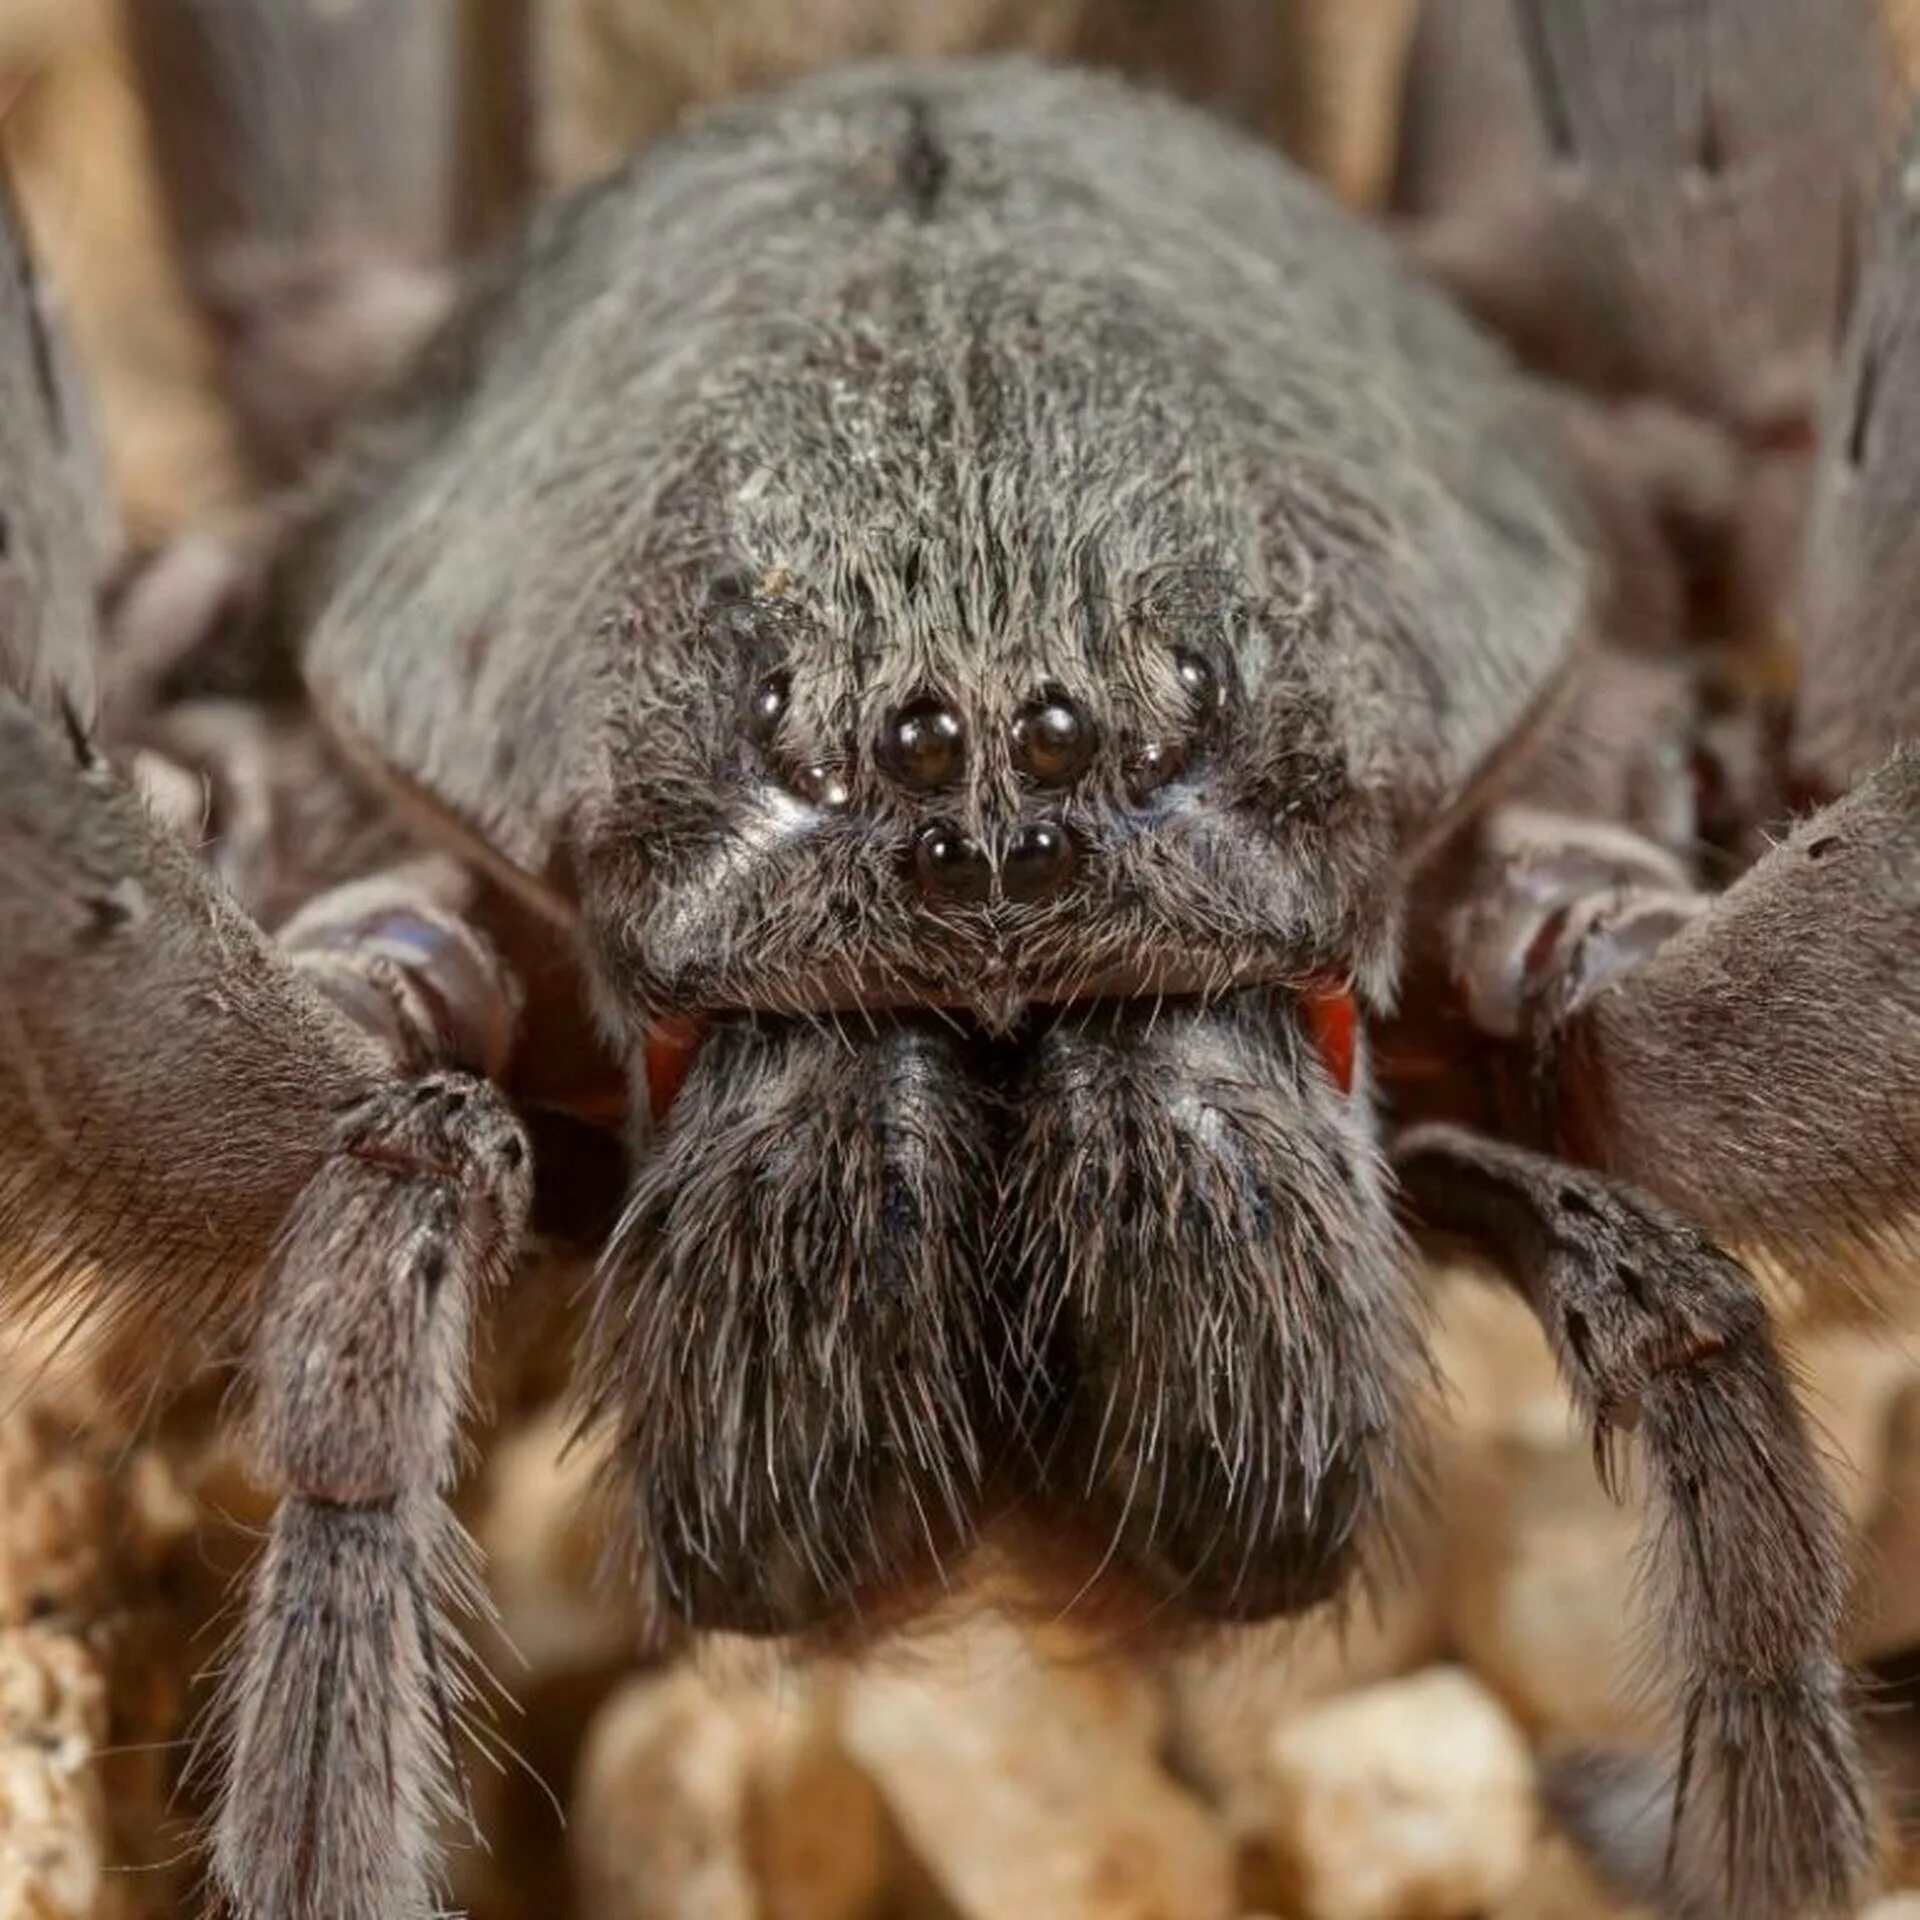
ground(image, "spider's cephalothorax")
xmin=3 ymin=15 xmax=1914 ymax=1920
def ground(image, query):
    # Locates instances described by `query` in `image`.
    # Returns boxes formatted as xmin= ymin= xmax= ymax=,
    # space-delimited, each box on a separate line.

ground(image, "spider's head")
xmin=569 ymin=487 xmax=1418 ymax=1642
xmin=572 ymin=270 xmax=1406 ymax=1061
xmin=566 ymin=184 xmax=1423 ymax=1645
xmin=576 ymin=542 xmax=1400 ymax=1060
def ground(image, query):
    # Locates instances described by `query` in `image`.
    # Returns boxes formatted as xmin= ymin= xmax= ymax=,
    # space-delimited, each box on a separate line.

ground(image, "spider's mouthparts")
xmin=643 ymin=1017 xmax=706 ymax=1122
xmin=963 ymin=981 xmax=1031 ymax=1037
xmin=640 ymin=975 xmax=1363 ymax=1127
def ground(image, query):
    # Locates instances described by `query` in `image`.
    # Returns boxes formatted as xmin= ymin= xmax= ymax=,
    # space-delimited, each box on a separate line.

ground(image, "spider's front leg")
xmin=122 ymin=0 xmax=472 ymax=473
xmin=1395 ymin=1126 xmax=1868 ymax=1919
xmin=4 ymin=180 xmax=534 ymax=1914
xmin=1005 ymin=991 xmax=1426 ymax=1622
xmin=6 ymin=686 xmax=534 ymax=1920
xmin=5 ymin=694 xmax=534 ymax=1920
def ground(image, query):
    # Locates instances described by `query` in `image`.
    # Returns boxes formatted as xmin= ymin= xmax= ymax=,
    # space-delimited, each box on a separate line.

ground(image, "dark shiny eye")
xmin=1127 ymin=737 xmax=1189 ymax=800
xmin=1175 ymin=649 xmax=1219 ymax=713
xmin=882 ymin=696 xmax=966 ymax=791
xmin=746 ymin=671 xmax=788 ymax=744
xmin=1003 ymin=818 xmax=1078 ymax=901
xmin=793 ymin=762 xmax=852 ymax=812
xmin=911 ymin=820 xmax=990 ymax=902
xmin=1012 ymin=691 xmax=1096 ymax=786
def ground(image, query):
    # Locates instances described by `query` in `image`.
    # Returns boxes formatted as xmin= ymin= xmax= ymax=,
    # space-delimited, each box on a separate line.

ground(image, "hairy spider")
xmin=2 ymin=7 xmax=1914 ymax=1918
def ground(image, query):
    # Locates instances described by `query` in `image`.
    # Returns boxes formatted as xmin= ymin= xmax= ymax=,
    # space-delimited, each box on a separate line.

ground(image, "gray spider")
xmin=1 ymin=6 xmax=1914 ymax=1919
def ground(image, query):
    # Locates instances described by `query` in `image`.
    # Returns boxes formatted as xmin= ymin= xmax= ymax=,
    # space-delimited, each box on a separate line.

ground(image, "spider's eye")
xmin=1012 ymin=690 xmax=1096 ymax=786
xmin=882 ymin=695 xmax=966 ymax=791
xmin=1126 ymin=736 xmax=1189 ymax=801
xmin=911 ymin=819 xmax=991 ymax=901
xmin=746 ymin=670 xmax=788 ymax=744
xmin=1002 ymin=817 xmax=1079 ymax=901
xmin=1301 ymin=983 xmax=1358 ymax=1095
xmin=793 ymin=761 xmax=853 ymax=812
xmin=1174 ymin=649 xmax=1219 ymax=713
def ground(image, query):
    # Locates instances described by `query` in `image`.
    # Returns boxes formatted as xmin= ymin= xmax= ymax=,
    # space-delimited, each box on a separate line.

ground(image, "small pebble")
xmin=1265 ymin=1665 xmax=1536 ymax=1920
xmin=0 ymin=1628 xmax=110 ymax=1920
xmin=841 ymin=1615 xmax=1234 ymax=1920
xmin=572 ymin=1666 xmax=886 ymax=1920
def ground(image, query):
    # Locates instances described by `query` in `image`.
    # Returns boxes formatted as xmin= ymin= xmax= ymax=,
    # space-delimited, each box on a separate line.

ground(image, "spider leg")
xmin=121 ymin=0 xmax=471 ymax=473
xmin=5 ymin=677 xmax=531 ymax=1920
xmin=586 ymin=1013 xmax=998 ymax=1641
xmin=1443 ymin=753 xmax=1920 ymax=1304
xmin=5 ymin=692 xmax=532 ymax=1920
xmin=1397 ymin=0 xmax=1882 ymax=436
xmin=5 ymin=180 xmax=535 ymax=1915
xmin=1005 ymin=991 xmax=1425 ymax=1623
xmin=1394 ymin=1124 xmax=1868 ymax=1920
xmin=1796 ymin=100 xmax=1920 ymax=796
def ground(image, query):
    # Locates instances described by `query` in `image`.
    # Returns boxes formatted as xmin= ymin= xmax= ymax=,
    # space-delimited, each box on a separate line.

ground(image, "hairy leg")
xmin=586 ymin=1013 xmax=999 ymax=1639
xmin=121 ymin=0 xmax=469 ymax=473
xmin=5 ymin=192 xmax=540 ymax=1911
xmin=1395 ymin=1124 xmax=1868 ymax=1919
xmin=1796 ymin=101 xmax=1920 ymax=796
xmin=1441 ymin=754 xmax=1920 ymax=1304
xmin=1005 ymin=990 xmax=1424 ymax=1622
xmin=4 ymin=683 xmax=533 ymax=1920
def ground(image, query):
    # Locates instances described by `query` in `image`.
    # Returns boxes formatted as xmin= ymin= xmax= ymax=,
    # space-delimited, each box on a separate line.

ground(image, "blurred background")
xmin=0 ymin=0 xmax=1420 ymax=548
xmin=5 ymin=5 xmax=1920 ymax=1920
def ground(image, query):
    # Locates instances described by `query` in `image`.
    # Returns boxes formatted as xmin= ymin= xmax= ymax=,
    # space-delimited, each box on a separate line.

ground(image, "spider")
xmin=1 ymin=6 xmax=1914 ymax=1918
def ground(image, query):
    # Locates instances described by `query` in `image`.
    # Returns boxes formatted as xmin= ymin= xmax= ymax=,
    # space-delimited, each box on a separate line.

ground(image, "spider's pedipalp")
xmin=1396 ymin=1125 xmax=1869 ymax=1920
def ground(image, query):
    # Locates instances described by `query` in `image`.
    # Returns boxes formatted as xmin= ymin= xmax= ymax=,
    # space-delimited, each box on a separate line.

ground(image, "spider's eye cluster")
xmin=739 ymin=644 xmax=1230 ymax=903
